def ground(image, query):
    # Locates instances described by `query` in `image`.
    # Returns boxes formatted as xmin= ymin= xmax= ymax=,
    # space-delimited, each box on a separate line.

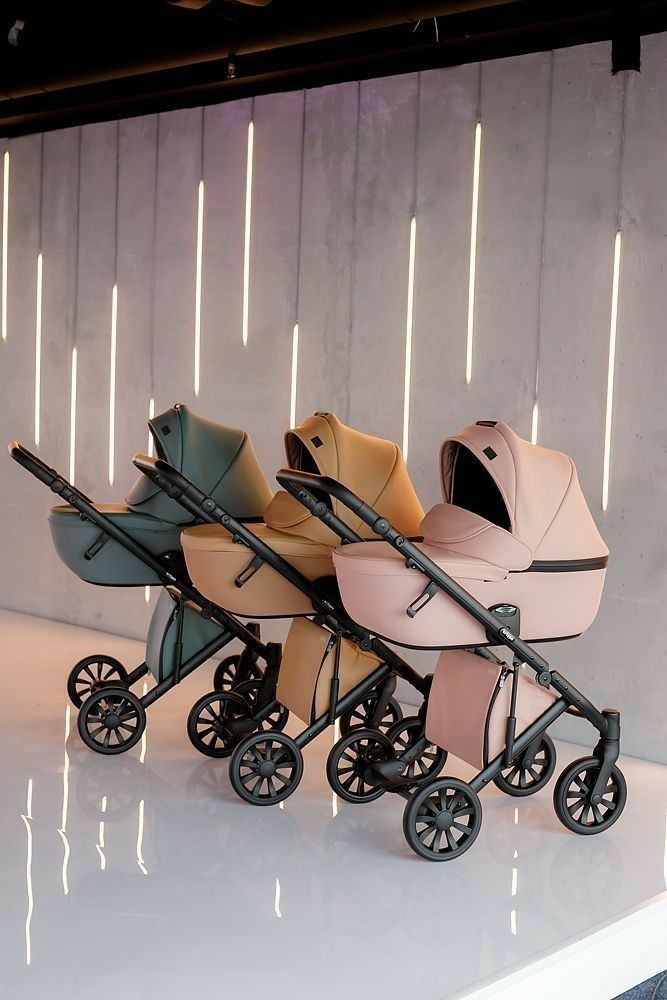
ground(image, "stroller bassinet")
xmin=49 ymin=403 xmax=272 ymax=586
xmin=181 ymin=412 xmax=424 ymax=617
xmin=333 ymin=421 xmax=609 ymax=647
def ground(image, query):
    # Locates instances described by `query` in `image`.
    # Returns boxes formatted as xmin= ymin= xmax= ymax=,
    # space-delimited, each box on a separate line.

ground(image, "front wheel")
xmin=553 ymin=757 xmax=627 ymax=835
xmin=68 ymin=655 xmax=128 ymax=708
xmin=493 ymin=734 xmax=556 ymax=798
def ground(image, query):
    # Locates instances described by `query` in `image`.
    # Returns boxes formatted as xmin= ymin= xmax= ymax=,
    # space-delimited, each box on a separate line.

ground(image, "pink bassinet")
xmin=333 ymin=421 xmax=608 ymax=647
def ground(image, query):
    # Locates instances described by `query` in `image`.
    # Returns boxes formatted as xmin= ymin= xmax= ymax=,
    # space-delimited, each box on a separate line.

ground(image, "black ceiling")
xmin=0 ymin=0 xmax=661 ymax=136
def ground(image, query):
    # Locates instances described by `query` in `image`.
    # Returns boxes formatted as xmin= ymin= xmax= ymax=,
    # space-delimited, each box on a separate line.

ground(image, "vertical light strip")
xmin=511 ymin=867 xmax=518 ymax=896
xmin=34 ymin=253 xmax=43 ymax=445
xmin=274 ymin=877 xmax=282 ymax=918
xmin=58 ymin=705 xmax=71 ymax=896
xmin=602 ymin=230 xmax=622 ymax=512
xmin=194 ymin=179 xmax=204 ymax=394
xmin=289 ymin=323 xmax=299 ymax=429
xmin=2 ymin=150 xmax=9 ymax=342
xmin=97 ymin=795 xmax=107 ymax=871
xmin=147 ymin=397 xmax=155 ymax=457
xmin=530 ymin=402 xmax=539 ymax=446
xmin=402 ymin=216 xmax=417 ymax=461
xmin=108 ymin=285 xmax=118 ymax=485
xmin=466 ymin=122 xmax=482 ymax=385
xmin=510 ymin=909 xmax=517 ymax=936
xmin=21 ymin=778 xmax=34 ymax=966
xmin=69 ymin=348 xmax=78 ymax=484
xmin=136 ymin=799 xmax=148 ymax=875
xmin=242 ymin=121 xmax=254 ymax=346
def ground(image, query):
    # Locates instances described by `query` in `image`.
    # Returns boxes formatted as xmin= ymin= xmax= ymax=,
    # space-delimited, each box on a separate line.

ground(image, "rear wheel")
xmin=187 ymin=691 xmax=252 ymax=758
xmin=327 ymin=729 xmax=393 ymax=803
xmin=67 ymin=655 xmax=128 ymax=708
xmin=78 ymin=688 xmax=146 ymax=755
xmin=213 ymin=654 xmax=262 ymax=692
xmin=230 ymin=732 xmax=304 ymax=806
xmin=340 ymin=691 xmax=402 ymax=736
xmin=387 ymin=717 xmax=448 ymax=787
xmin=233 ymin=680 xmax=288 ymax=732
xmin=403 ymin=778 xmax=482 ymax=862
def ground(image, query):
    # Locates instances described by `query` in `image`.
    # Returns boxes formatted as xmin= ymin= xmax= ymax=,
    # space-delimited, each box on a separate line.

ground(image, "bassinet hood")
xmin=127 ymin=404 xmax=273 ymax=525
xmin=438 ymin=421 xmax=608 ymax=562
xmin=265 ymin=412 xmax=424 ymax=543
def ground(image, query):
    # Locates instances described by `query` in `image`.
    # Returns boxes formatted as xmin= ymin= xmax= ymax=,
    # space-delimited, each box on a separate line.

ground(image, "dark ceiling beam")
xmin=1 ymin=0 xmax=666 ymax=136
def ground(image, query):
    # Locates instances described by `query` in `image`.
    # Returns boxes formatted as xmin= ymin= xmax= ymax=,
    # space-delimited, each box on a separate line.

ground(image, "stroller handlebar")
xmin=275 ymin=468 xmax=388 ymax=539
xmin=10 ymin=441 xmax=64 ymax=489
xmin=132 ymin=453 xmax=209 ymax=513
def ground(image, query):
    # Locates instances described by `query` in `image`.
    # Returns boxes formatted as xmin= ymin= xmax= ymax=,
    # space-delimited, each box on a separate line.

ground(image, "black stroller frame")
xmin=9 ymin=443 xmax=272 ymax=754
xmin=275 ymin=467 xmax=626 ymax=860
xmin=132 ymin=454 xmax=446 ymax=805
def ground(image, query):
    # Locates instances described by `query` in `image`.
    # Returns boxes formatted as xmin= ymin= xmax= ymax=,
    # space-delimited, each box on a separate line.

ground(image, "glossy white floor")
xmin=0 ymin=610 xmax=665 ymax=1000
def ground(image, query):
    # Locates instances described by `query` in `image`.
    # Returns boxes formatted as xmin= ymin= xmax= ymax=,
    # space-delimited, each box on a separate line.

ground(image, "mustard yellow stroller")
xmin=134 ymin=413 xmax=446 ymax=803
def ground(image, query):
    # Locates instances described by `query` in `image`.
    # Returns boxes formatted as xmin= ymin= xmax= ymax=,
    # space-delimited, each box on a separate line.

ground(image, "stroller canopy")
xmin=265 ymin=412 xmax=424 ymax=543
xmin=127 ymin=404 xmax=273 ymax=525
xmin=429 ymin=420 xmax=608 ymax=564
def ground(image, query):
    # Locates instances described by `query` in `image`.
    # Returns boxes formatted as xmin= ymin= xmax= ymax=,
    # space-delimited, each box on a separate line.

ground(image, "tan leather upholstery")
xmin=276 ymin=618 xmax=381 ymax=724
xmin=182 ymin=523 xmax=333 ymax=617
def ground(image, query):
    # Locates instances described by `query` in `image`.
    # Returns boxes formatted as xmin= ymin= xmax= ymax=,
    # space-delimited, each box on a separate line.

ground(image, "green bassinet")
xmin=48 ymin=404 xmax=273 ymax=586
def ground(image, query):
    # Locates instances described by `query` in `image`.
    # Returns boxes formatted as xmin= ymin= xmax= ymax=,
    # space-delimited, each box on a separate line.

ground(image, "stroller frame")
xmin=133 ymin=453 xmax=440 ymax=803
xmin=9 ymin=443 xmax=272 ymax=753
xmin=275 ymin=467 xmax=625 ymax=858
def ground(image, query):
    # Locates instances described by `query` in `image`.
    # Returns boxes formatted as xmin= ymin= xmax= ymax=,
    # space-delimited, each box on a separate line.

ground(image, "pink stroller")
xmin=277 ymin=420 xmax=626 ymax=861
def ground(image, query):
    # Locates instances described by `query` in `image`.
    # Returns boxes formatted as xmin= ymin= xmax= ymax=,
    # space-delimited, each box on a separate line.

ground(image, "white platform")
xmin=0 ymin=610 xmax=665 ymax=1000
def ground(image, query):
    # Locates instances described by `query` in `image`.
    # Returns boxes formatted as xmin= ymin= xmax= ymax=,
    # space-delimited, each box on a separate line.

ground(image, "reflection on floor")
xmin=0 ymin=610 xmax=665 ymax=1000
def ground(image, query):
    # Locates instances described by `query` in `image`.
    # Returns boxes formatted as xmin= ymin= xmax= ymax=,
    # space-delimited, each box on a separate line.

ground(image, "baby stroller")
xmin=9 ymin=404 xmax=281 ymax=754
xmin=276 ymin=420 xmax=626 ymax=859
xmin=133 ymin=412 xmax=446 ymax=804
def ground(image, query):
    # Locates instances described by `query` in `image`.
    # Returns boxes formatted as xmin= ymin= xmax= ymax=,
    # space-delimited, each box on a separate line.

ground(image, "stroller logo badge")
xmin=499 ymin=627 xmax=515 ymax=642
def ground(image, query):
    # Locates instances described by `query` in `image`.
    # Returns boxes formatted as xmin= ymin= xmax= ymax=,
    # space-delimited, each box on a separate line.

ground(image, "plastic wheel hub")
xmin=435 ymin=810 xmax=453 ymax=830
xmin=104 ymin=713 xmax=120 ymax=730
xmin=259 ymin=760 xmax=276 ymax=778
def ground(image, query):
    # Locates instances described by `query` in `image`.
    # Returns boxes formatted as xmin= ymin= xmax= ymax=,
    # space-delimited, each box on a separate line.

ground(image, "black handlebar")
xmin=8 ymin=442 xmax=93 ymax=503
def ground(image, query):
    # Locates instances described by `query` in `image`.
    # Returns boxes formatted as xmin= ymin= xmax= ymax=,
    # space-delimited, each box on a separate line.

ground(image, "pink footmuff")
xmin=333 ymin=421 xmax=608 ymax=647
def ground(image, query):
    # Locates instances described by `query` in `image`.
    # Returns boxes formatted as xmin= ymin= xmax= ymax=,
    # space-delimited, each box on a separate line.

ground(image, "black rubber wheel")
xmin=327 ymin=728 xmax=394 ymax=803
xmin=233 ymin=680 xmax=289 ymax=732
xmin=492 ymin=734 xmax=557 ymax=798
xmin=340 ymin=691 xmax=402 ymax=736
xmin=213 ymin=654 xmax=262 ymax=692
xmin=187 ymin=690 xmax=252 ymax=758
xmin=230 ymin=732 xmax=304 ymax=806
xmin=403 ymin=777 xmax=482 ymax=861
xmin=553 ymin=756 xmax=627 ymax=835
xmin=386 ymin=716 xmax=448 ymax=787
xmin=78 ymin=687 xmax=146 ymax=755
xmin=67 ymin=655 xmax=128 ymax=709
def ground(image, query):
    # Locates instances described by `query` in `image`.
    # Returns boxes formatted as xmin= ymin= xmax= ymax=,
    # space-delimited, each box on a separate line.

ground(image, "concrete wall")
xmin=1 ymin=37 xmax=665 ymax=762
